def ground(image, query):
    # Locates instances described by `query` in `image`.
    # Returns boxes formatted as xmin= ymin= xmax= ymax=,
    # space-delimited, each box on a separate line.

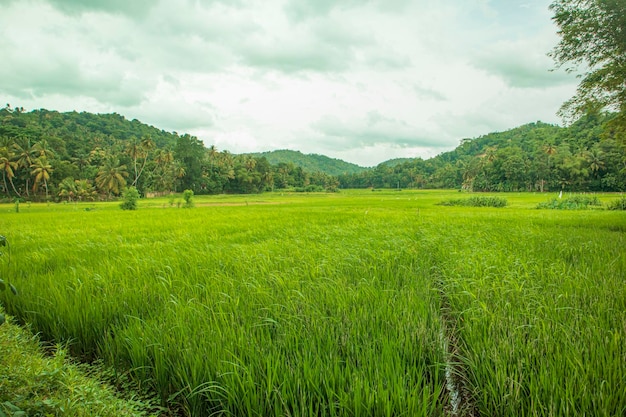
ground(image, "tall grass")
xmin=1 ymin=190 xmax=624 ymax=416
xmin=426 ymin=209 xmax=626 ymax=416
xmin=0 ymin=194 xmax=447 ymax=416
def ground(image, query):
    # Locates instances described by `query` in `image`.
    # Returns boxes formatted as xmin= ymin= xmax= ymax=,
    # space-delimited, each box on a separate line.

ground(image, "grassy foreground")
xmin=0 ymin=190 xmax=624 ymax=416
xmin=0 ymin=307 xmax=160 ymax=416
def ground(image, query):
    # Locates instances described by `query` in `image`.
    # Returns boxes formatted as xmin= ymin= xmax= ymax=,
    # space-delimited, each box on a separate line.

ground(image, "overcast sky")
xmin=1 ymin=0 xmax=578 ymax=166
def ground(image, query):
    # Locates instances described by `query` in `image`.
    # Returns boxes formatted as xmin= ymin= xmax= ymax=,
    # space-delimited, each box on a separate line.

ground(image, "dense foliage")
xmin=244 ymin=149 xmax=367 ymax=175
xmin=0 ymin=105 xmax=338 ymax=201
xmin=339 ymin=116 xmax=626 ymax=192
xmin=550 ymin=0 xmax=626 ymax=128
xmin=1 ymin=105 xmax=624 ymax=200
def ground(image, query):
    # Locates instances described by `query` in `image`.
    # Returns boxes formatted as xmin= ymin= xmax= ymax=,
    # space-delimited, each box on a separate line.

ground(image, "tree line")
xmin=1 ymin=105 xmax=624 ymax=201
xmin=0 ymin=105 xmax=338 ymax=201
xmin=338 ymin=115 xmax=625 ymax=192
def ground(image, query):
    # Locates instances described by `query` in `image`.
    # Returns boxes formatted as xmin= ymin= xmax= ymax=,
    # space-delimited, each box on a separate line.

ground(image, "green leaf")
xmin=0 ymin=236 xmax=6 ymax=247
xmin=9 ymin=284 xmax=18 ymax=296
xmin=2 ymin=402 xmax=22 ymax=412
xmin=0 ymin=279 xmax=5 ymax=291
xmin=0 ymin=314 xmax=5 ymax=326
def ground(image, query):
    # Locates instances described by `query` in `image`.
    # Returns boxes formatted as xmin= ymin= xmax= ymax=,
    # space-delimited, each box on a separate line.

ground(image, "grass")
xmin=1 ymin=190 xmax=624 ymax=416
xmin=607 ymin=196 xmax=626 ymax=210
xmin=0 ymin=307 xmax=160 ymax=417
xmin=426 ymin=208 xmax=626 ymax=416
xmin=537 ymin=195 xmax=603 ymax=210
xmin=437 ymin=196 xmax=508 ymax=207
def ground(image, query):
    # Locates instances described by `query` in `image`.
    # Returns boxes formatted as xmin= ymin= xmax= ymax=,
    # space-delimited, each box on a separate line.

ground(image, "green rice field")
xmin=1 ymin=190 xmax=624 ymax=416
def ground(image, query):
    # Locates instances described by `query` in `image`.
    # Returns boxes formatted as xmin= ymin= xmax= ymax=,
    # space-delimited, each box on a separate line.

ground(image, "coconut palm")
xmin=96 ymin=157 xmax=128 ymax=198
xmin=74 ymin=179 xmax=96 ymax=201
xmin=584 ymin=147 xmax=606 ymax=175
xmin=58 ymin=177 xmax=77 ymax=201
xmin=32 ymin=139 xmax=55 ymax=159
xmin=0 ymin=146 xmax=20 ymax=197
xmin=127 ymin=136 xmax=155 ymax=186
xmin=30 ymin=156 xmax=53 ymax=199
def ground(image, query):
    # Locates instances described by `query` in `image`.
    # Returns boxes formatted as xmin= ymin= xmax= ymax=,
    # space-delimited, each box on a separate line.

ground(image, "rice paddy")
xmin=1 ymin=190 xmax=624 ymax=416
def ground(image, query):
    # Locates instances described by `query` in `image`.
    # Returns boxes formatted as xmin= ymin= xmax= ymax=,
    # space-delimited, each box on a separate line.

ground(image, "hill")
xmin=377 ymin=158 xmax=416 ymax=168
xmin=0 ymin=106 xmax=344 ymax=198
xmin=243 ymin=149 xmax=367 ymax=176
xmin=338 ymin=116 xmax=625 ymax=192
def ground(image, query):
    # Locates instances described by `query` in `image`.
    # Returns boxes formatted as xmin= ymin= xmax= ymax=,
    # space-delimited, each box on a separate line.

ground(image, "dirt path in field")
xmin=194 ymin=201 xmax=285 ymax=207
xmin=436 ymin=279 xmax=477 ymax=417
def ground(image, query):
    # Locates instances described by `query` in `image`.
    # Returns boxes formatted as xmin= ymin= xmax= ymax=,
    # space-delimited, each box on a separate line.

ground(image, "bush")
xmin=438 ymin=196 xmax=508 ymax=208
xmin=537 ymin=195 xmax=602 ymax=210
xmin=295 ymin=185 xmax=325 ymax=192
xmin=182 ymin=189 xmax=194 ymax=208
xmin=606 ymin=197 xmax=626 ymax=211
xmin=120 ymin=187 xmax=140 ymax=210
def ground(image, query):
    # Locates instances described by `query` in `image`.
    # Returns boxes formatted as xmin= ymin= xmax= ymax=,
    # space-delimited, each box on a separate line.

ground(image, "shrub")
xmin=182 ymin=189 xmax=194 ymax=208
xmin=295 ymin=185 xmax=325 ymax=192
xmin=537 ymin=195 xmax=602 ymax=210
xmin=606 ymin=197 xmax=626 ymax=211
xmin=120 ymin=187 xmax=140 ymax=210
xmin=438 ymin=196 xmax=508 ymax=208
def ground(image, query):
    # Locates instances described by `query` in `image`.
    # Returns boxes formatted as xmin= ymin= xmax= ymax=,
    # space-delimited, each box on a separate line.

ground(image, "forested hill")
xmin=1 ymin=105 xmax=624 ymax=199
xmin=0 ymin=106 xmax=341 ymax=200
xmin=243 ymin=149 xmax=367 ymax=176
xmin=339 ymin=114 xmax=625 ymax=192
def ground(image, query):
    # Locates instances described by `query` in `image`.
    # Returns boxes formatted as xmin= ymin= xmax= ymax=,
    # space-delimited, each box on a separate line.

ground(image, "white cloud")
xmin=0 ymin=0 xmax=580 ymax=166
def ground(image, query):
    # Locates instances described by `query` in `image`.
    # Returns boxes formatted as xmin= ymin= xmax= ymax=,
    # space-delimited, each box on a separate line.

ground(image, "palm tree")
xmin=30 ymin=156 xmax=53 ymax=200
xmin=208 ymin=145 xmax=218 ymax=170
xmin=543 ymin=143 xmax=557 ymax=172
xmin=96 ymin=157 xmax=128 ymax=198
xmin=0 ymin=146 xmax=20 ymax=197
xmin=127 ymin=136 xmax=155 ymax=186
xmin=71 ymin=152 xmax=92 ymax=177
xmin=58 ymin=177 xmax=77 ymax=202
xmin=12 ymin=138 xmax=35 ymax=197
xmin=74 ymin=179 xmax=96 ymax=201
xmin=541 ymin=143 xmax=558 ymax=192
xmin=584 ymin=147 xmax=605 ymax=176
xmin=32 ymin=139 xmax=55 ymax=159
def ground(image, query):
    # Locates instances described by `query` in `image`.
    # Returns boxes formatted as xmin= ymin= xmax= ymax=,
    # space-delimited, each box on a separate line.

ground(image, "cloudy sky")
xmin=0 ymin=0 xmax=578 ymax=166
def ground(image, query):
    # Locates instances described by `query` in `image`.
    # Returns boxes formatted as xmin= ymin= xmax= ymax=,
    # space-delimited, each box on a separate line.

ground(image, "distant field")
xmin=1 ymin=190 xmax=624 ymax=416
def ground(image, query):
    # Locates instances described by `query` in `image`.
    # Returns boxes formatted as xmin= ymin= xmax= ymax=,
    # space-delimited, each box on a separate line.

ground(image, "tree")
xmin=175 ymin=134 xmax=204 ymax=192
xmin=96 ymin=156 xmax=128 ymax=198
xmin=11 ymin=138 xmax=35 ymax=197
xmin=32 ymin=139 xmax=55 ymax=159
xmin=30 ymin=157 xmax=53 ymax=200
xmin=0 ymin=146 xmax=20 ymax=197
xmin=58 ymin=177 xmax=77 ymax=201
xmin=550 ymin=0 xmax=626 ymax=128
xmin=126 ymin=135 xmax=154 ymax=187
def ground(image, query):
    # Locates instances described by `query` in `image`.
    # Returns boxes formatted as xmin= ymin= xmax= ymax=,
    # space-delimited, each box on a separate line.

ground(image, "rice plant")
xmin=0 ymin=190 xmax=623 ymax=416
xmin=437 ymin=196 xmax=508 ymax=207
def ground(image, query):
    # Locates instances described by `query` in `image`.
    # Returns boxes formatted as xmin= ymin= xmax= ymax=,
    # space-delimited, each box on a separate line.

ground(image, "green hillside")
xmin=0 ymin=106 xmax=341 ymax=199
xmin=377 ymin=158 xmax=416 ymax=168
xmin=244 ymin=149 xmax=367 ymax=176
xmin=339 ymin=115 xmax=625 ymax=192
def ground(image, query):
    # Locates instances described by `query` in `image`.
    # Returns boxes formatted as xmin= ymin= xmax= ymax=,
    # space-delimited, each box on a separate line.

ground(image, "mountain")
xmin=243 ymin=149 xmax=367 ymax=176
